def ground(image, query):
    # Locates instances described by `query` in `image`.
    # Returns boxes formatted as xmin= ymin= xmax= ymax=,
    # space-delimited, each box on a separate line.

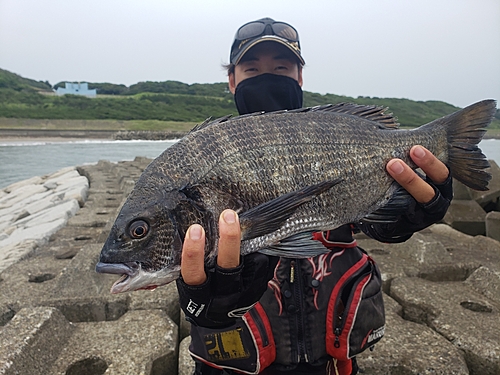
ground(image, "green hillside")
xmin=0 ymin=68 xmax=52 ymax=92
xmin=1 ymin=68 xmax=499 ymax=129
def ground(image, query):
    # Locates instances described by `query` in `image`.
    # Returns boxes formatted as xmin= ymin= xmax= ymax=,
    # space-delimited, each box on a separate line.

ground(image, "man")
xmin=177 ymin=18 xmax=452 ymax=375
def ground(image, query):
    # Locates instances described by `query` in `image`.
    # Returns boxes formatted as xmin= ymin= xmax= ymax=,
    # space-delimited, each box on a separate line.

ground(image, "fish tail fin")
xmin=428 ymin=100 xmax=496 ymax=191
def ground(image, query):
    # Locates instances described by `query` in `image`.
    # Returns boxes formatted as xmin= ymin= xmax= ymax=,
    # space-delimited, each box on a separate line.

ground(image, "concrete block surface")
xmin=49 ymin=309 xmax=178 ymax=375
xmin=443 ymin=199 xmax=486 ymax=235
xmin=391 ymin=277 xmax=500 ymax=374
xmin=178 ymin=336 xmax=195 ymax=375
xmin=486 ymin=210 xmax=500 ymax=241
xmin=357 ymin=294 xmax=469 ymax=374
xmin=0 ymin=307 xmax=74 ymax=375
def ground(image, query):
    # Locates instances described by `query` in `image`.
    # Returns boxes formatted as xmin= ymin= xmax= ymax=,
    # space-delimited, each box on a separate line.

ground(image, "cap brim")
xmin=231 ymin=35 xmax=305 ymax=66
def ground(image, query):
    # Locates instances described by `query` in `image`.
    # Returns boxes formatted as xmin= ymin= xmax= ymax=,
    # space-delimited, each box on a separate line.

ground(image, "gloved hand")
xmin=360 ymin=172 xmax=453 ymax=243
xmin=177 ymin=252 xmax=278 ymax=328
xmin=421 ymin=172 xmax=453 ymax=216
xmin=360 ymin=146 xmax=454 ymax=243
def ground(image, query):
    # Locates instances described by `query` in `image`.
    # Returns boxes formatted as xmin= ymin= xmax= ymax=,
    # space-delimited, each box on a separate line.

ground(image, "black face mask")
xmin=234 ymin=73 xmax=303 ymax=115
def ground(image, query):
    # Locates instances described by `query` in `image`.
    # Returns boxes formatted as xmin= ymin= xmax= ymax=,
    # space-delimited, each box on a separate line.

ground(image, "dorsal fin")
xmin=302 ymin=103 xmax=399 ymax=129
xmin=188 ymin=102 xmax=399 ymax=134
xmin=188 ymin=114 xmax=234 ymax=134
xmin=267 ymin=103 xmax=398 ymax=128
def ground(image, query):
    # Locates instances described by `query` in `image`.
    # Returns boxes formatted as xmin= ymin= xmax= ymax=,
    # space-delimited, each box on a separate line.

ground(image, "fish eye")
xmin=129 ymin=220 xmax=149 ymax=239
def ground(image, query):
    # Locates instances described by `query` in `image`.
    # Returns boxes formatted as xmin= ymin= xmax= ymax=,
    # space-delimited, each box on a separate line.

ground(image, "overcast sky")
xmin=0 ymin=0 xmax=498 ymax=108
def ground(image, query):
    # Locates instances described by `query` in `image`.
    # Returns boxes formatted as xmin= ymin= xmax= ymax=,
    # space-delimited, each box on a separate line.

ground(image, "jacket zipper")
xmin=334 ymin=300 xmax=345 ymax=348
xmin=290 ymin=260 xmax=308 ymax=362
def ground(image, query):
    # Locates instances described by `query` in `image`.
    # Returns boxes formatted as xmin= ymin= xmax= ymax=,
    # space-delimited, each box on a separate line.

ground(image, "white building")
xmin=56 ymin=82 xmax=96 ymax=97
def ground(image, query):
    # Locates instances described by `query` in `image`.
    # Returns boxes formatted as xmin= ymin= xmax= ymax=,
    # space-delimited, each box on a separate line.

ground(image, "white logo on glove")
xmin=186 ymin=299 xmax=205 ymax=317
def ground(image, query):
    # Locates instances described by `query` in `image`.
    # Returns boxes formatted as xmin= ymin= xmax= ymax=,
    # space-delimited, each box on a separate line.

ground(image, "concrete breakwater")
xmin=0 ymin=159 xmax=499 ymax=374
xmin=0 ymin=167 xmax=89 ymax=273
xmin=113 ymin=130 xmax=187 ymax=140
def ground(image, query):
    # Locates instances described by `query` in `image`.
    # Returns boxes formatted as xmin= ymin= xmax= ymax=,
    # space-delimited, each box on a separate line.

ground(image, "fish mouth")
xmin=95 ymin=261 xmax=140 ymax=276
xmin=95 ymin=261 xmax=140 ymax=293
xmin=95 ymin=261 xmax=180 ymax=294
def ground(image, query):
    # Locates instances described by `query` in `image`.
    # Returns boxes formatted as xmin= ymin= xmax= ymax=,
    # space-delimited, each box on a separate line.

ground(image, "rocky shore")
xmin=0 ymin=158 xmax=499 ymax=374
xmin=113 ymin=130 xmax=187 ymax=140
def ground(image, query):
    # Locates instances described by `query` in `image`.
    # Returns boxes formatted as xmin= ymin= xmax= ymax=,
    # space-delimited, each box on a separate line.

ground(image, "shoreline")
xmin=0 ymin=129 xmax=186 ymax=142
xmin=0 ymin=128 xmax=499 ymax=140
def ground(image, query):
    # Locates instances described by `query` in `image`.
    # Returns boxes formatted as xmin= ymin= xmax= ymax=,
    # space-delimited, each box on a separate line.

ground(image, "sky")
xmin=0 ymin=0 xmax=499 ymax=108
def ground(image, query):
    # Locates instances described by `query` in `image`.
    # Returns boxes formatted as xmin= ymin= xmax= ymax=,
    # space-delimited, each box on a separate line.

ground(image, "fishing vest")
xmin=188 ymin=225 xmax=385 ymax=374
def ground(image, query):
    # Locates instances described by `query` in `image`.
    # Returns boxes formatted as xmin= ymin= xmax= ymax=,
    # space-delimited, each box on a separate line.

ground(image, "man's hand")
xmin=177 ymin=209 xmax=278 ymax=328
xmin=359 ymin=145 xmax=453 ymax=243
xmin=386 ymin=145 xmax=449 ymax=203
xmin=180 ymin=209 xmax=241 ymax=286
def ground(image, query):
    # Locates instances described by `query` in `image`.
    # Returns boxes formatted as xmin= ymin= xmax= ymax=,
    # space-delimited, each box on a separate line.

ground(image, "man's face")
xmin=229 ymin=42 xmax=303 ymax=94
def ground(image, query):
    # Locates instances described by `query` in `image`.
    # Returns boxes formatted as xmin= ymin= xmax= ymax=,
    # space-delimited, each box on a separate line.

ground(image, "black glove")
xmin=421 ymin=172 xmax=453 ymax=216
xmin=360 ymin=173 xmax=453 ymax=243
xmin=176 ymin=253 xmax=278 ymax=328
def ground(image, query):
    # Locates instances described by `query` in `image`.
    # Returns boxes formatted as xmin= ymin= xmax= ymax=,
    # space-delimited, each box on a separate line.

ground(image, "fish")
xmin=96 ymin=100 xmax=496 ymax=294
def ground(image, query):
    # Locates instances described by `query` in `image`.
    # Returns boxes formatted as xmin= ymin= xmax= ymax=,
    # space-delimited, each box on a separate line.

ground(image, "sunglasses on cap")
xmin=230 ymin=18 xmax=304 ymax=65
xmin=235 ymin=18 xmax=300 ymax=43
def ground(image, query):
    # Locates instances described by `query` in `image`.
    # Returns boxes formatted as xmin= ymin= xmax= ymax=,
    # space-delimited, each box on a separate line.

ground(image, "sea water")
xmin=0 ymin=139 xmax=178 ymax=189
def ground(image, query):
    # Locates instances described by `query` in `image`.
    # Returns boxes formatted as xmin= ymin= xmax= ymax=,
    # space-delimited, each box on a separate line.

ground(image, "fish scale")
xmin=96 ymin=101 xmax=496 ymax=294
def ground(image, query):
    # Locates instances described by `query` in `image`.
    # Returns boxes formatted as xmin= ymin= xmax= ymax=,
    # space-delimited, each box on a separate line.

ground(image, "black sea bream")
xmin=96 ymin=100 xmax=496 ymax=293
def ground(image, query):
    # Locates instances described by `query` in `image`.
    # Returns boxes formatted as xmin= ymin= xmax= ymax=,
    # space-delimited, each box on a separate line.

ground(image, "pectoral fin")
xmin=240 ymin=179 xmax=342 ymax=240
xmin=361 ymin=182 xmax=414 ymax=223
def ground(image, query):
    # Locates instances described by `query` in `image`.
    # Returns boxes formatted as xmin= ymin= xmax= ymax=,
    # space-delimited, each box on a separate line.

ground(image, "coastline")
xmin=0 ymin=129 xmax=186 ymax=142
xmin=0 ymin=128 xmax=499 ymax=141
